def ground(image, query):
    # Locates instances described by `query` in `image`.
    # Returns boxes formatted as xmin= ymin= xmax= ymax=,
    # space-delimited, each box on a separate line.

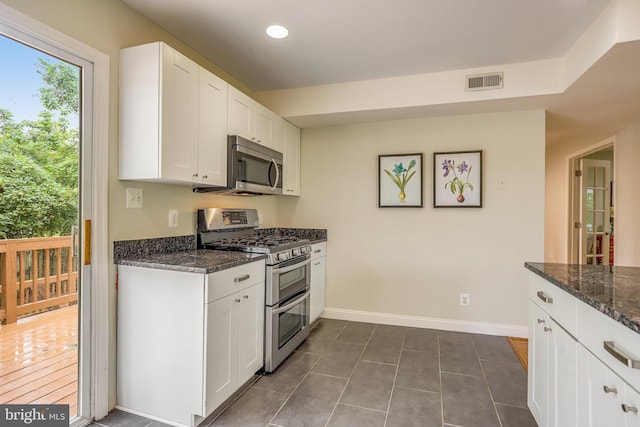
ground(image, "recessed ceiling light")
xmin=266 ymin=25 xmax=289 ymax=39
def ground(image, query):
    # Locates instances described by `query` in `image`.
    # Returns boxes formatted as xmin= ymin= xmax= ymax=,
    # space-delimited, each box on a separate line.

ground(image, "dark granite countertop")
xmin=525 ymin=262 xmax=640 ymax=334
xmin=116 ymin=249 xmax=266 ymax=274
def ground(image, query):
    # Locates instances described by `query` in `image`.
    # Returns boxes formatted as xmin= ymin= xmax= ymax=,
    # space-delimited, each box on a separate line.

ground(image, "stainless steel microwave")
xmin=193 ymin=135 xmax=283 ymax=195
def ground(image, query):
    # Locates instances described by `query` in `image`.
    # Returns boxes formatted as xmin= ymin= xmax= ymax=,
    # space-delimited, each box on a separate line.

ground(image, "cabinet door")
xmin=310 ymin=256 xmax=326 ymax=323
xmin=529 ymin=301 xmax=550 ymax=426
xmin=283 ymin=122 xmax=301 ymax=195
xmin=161 ymin=45 xmax=199 ymax=182
xmin=550 ymin=318 xmax=577 ymax=427
xmin=198 ymin=68 xmax=228 ymax=186
xmin=206 ymin=293 xmax=238 ymax=412
xmin=578 ymin=344 xmax=626 ymax=427
xmin=255 ymin=105 xmax=274 ymax=148
xmin=227 ymin=86 xmax=254 ymax=140
xmin=237 ymin=283 xmax=265 ymax=384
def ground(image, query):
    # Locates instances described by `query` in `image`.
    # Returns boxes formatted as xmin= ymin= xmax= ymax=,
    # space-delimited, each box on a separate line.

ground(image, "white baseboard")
xmin=321 ymin=308 xmax=528 ymax=338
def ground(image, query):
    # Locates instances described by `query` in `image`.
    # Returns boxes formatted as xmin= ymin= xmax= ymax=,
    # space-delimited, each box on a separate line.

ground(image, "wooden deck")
xmin=0 ymin=305 xmax=78 ymax=417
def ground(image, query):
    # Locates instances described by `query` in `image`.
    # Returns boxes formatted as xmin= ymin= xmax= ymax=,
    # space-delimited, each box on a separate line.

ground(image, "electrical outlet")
xmin=168 ymin=210 xmax=178 ymax=228
xmin=460 ymin=293 xmax=471 ymax=306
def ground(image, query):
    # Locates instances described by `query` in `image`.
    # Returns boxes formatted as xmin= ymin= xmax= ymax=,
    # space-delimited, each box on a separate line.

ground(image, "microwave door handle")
xmin=272 ymin=290 xmax=310 ymax=315
xmin=271 ymin=158 xmax=280 ymax=192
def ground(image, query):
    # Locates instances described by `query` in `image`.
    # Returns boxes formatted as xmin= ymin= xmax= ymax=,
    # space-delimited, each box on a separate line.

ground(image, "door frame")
xmin=567 ymin=138 xmax=614 ymax=264
xmin=0 ymin=3 xmax=110 ymax=423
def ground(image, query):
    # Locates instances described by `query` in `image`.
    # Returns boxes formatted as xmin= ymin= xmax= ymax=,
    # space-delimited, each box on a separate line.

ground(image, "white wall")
xmin=615 ymin=122 xmax=640 ymax=266
xmin=277 ymin=110 xmax=545 ymax=331
xmin=544 ymin=123 xmax=640 ymax=266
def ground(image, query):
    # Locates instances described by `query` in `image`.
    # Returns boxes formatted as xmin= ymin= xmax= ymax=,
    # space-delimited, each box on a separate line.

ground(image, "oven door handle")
xmin=272 ymin=290 xmax=310 ymax=315
xmin=271 ymin=256 xmax=310 ymax=274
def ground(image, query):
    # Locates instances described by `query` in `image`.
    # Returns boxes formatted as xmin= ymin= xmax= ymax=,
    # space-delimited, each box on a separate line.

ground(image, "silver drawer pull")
xmin=603 ymin=385 xmax=618 ymax=394
xmin=537 ymin=291 xmax=553 ymax=304
xmin=544 ymin=326 xmax=552 ymax=333
xmin=622 ymin=404 xmax=638 ymax=414
xmin=234 ymin=274 xmax=250 ymax=283
xmin=235 ymin=298 xmax=241 ymax=303
xmin=537 ymin=319 xmax=545 ymax=324
xmin=243 ymin=295 xmax=249 ymax=299
xmin=604 ymin=341 xmax=640 ymax=369
xmin=314 ymin=249 xmax=322 ymax=253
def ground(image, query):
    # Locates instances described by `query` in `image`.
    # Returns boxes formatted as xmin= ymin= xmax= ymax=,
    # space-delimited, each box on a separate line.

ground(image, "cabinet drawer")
xmin=310 ymin=242 xmax=326 ymax=260
xmin=577 ymin=300 xmax=640 ymax=393
xmin=206 ymin=260 xmax=265 ymax=303
xmin=528 ymin=273 xmax=577 ymax=337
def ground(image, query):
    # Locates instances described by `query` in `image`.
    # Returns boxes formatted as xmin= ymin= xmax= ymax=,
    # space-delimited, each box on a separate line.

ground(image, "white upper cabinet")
xmin=227 ymin=85 xmax=254 ymax=141
xmin=228 ymin=85 xmax=285 ymax=153
xmin=198 ymin=67 xmax=228 ymax=186
xmin=283 ymin=121 xmax=301 ymax=196
xmin=119 ymin=42 xmax=228 ymax=186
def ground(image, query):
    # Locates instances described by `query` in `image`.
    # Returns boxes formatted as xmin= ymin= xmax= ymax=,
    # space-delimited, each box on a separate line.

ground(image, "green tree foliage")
xmin=0 ymin=59 xmax=79 ymax=239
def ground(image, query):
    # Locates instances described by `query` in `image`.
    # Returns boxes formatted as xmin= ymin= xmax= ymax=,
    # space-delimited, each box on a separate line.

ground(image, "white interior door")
xmin=579 ymin=158 xmax=611 ymax=265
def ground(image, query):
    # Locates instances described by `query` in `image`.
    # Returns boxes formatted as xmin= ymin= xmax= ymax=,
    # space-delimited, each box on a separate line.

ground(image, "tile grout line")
xmin=473 ymin=335 xmax=504 ymax=427
xmin=267 ymin=319 xmax=347 ymax=427
xmin=438 ymin=332 xmax=445 ymax=427
xmin=322 ymin=322 xmax=376 ymax=427
xmin=382 ymin=327 xmax=405 ymax=427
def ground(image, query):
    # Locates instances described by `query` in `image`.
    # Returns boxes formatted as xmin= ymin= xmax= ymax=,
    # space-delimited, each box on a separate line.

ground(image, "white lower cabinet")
xmin=117 ymin=260 xmax=265 ymax=427
xmin=528 ymin=300 xmax=577 ymax=427
xmin=309 ymin=242 xmax=326 ymax=323
xmin=577 ymin=344 xmax=640 ymax=426
xmin=206 ymin=281 xmax=264 ymax=412
xmin=528 ymin=271 xmax=640 ymax=427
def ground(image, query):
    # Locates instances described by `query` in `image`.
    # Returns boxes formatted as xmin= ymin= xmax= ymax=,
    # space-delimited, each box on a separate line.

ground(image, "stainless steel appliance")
xmin=193 ymin=136 xmax=283 ymax=195
xmin=197 ymin=208 xmax=311 ymax=372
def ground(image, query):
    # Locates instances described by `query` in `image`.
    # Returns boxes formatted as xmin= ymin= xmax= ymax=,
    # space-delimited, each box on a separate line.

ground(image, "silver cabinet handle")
xmin=604 ymin=341 xmax=640 ymax=369
xmin=622 ymin=404 xmax=638 ymax=413
xmin=235 ymin=298 xmax=241 ymax=303
xmin=234 ymin=274 xmax=250 ymax=283
xmin=243 ymin=295 xmax=249 ymax=299
xmin=313 ymin=262 xmax=321 ymax=266
xmin=314 ymin=249 xmax=322 ymax=253
xmin=604 ymin=385 xmax=618 ymax=394
xmin=537 ymin=319 xmax=545 ymax=324
xmin=537 ymin=291 xmax=553 ymax=304
xmin=544 ymin=326 xmax=552 ymax=333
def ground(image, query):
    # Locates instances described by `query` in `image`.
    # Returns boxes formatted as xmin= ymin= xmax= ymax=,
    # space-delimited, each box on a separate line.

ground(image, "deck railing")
xmin=0 ymin=236 xmax=78 ymax=324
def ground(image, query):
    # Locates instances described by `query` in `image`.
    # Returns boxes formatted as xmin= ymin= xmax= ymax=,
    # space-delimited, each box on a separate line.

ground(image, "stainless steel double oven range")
xmin=197 ymin=208 xmax=311 ymax=372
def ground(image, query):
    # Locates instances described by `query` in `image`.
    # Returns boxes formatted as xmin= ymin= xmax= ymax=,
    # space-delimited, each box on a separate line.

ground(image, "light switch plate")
xmin=168 ymin=210 xmax=178 ymax=228
xmin=126 ymin=188 xmax=143 ymax=208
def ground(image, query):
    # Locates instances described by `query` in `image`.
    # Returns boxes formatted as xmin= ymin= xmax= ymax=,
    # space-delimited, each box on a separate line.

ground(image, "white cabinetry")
xmin=577 ymin=344 xmax=640 ymax=427
xmin=528 ymin=271 xmax=640 ymax=427
xmin=283 ymin=121 xmax=301 ymax=196
xmin=198 ymin=67 xmax=228 ymax=186
xmin=119 ymin=42 xmax=228 ymax=186
xmin=228 ymin=86 xmax=281 ymax=150
xmin=528 ymin=299 xmax=577 ymax=427
xmin=117 ymin=260 xmax=265 ymax=426
xmin=310 ymin=242 xmax=326 ymax=323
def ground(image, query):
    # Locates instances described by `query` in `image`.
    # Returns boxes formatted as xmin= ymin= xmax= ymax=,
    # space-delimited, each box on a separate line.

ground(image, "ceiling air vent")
xmin=465 ymin=72 xmax=504 ymax=91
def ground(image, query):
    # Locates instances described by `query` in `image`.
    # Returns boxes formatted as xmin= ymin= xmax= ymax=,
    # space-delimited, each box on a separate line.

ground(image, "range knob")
xmin=292 ymin=248 xmax=300 ymax=257
xmin=277 ymin=252 xmax=290 ymax=262
xmin=300 ymin=246 xmax=311 ymax=254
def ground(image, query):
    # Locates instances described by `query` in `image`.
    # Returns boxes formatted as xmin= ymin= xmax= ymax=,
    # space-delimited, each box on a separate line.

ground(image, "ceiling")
xmin=122 ymin=0 xmax=640 ymax=145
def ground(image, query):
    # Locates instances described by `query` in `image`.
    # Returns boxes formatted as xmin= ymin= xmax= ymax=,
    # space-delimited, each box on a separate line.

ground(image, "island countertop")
xmin=525 ymin=262 xmax=640 ymax=335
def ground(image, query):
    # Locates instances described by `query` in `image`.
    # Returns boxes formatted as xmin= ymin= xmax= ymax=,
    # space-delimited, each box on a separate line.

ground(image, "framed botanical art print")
xmin=434 ymin=150 xmax=483 ymax=207
xmin=378 ymin=153 xmax=423 ymax=208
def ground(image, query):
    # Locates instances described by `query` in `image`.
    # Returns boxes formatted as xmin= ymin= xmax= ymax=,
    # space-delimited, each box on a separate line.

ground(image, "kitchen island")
xmin=525 ymin=262 xmax=640 ymax=427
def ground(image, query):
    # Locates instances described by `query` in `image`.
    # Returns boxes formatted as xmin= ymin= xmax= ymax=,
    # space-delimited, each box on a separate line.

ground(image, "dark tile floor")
xmin=91 ymin=319 xmax=537 ymax=427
